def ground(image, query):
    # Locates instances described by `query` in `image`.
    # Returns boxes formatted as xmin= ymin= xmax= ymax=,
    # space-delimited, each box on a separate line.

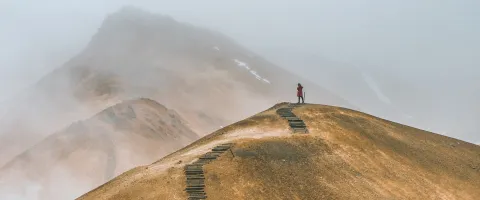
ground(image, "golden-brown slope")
xmin=0 ymin=98 xmax=199 ymax=200
xmin=78 ymin=103 xmax=480 ymax=200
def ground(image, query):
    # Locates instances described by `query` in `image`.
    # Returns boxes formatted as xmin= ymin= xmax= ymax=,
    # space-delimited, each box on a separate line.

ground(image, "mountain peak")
xmin=100 ymin=5 xmax=177 ymax=31
xmin=108 ymin=5 xmax=175 ymax=23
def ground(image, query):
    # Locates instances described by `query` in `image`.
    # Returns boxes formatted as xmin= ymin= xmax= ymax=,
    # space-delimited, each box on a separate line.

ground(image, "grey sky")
xmin=0 ymin=0 xmax=479 ymax=141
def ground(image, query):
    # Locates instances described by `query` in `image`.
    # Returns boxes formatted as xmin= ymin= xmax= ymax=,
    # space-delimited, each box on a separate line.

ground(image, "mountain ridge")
xmin=0 ymin=98 xmax=199 ymax=200
xmin=78 ymin=103 xmax=480 ymax=200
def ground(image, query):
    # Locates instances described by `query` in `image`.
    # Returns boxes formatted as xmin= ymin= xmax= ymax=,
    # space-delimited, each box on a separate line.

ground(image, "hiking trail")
xmin=276 ymin=103 xmax=309 ymax=134
xmin=184 ymin=143 xmax=234 ymax=200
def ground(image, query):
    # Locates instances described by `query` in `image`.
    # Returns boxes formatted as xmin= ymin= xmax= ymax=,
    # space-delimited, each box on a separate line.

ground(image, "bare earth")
xmin=78 ymin=103 xmax=480 ymax=200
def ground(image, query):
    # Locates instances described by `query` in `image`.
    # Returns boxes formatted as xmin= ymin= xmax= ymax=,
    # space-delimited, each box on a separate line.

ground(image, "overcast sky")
xmin=1 ymin=1 xmax=479 ymax=91
xmin=1 ymin=0 xmax=479 ymax=142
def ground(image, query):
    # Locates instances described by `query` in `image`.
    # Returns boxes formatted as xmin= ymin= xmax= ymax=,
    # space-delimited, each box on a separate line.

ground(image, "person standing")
xmin=297 ymin=83 xmax=304 ymax=104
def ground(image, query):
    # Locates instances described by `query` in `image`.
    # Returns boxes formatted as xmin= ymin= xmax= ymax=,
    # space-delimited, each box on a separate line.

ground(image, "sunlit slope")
xmin=79 ymin=103 xmax=480 ymax=200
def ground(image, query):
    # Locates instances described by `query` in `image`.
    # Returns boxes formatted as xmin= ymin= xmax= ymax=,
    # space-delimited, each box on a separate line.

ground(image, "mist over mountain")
xmin=0 ymin=98 xmax=199 ymax=200
xmin=0 ymin=7 xmax=351 ymax=199
xmin=0 ymin=2 xmax=478 ymax=200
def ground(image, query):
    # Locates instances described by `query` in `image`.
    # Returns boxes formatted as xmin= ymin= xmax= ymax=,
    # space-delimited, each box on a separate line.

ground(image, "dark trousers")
xmin=298 ymin=96 xmax=304 ymax=104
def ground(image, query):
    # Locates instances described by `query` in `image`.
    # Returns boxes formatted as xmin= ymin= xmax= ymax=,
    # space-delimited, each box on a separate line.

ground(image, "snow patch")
xmin=234 ymin=59 xmax=248 ymax=69
xmin=233 ymin=59 xmax=271 ymax=84
xmin=213 ymin=46 xmax=220 ymax=51
xmin=361 ymin=72 xmax=392 ymax=105
xmin=250 ymin=70 xmax=261 ymax=80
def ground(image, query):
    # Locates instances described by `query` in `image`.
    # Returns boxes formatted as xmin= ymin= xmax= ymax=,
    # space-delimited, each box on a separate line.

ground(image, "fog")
xmin=1 ymin=0 xmax=479 ymax=185
xmin=0 ymin=0 xmax=479 ymax=199
xmin=2 ymin=0 xmax=478 ymax=141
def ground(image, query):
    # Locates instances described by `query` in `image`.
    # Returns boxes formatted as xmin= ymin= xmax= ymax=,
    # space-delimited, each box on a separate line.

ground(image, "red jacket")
xmin=297 ymin=85 xmax=303 ymax=97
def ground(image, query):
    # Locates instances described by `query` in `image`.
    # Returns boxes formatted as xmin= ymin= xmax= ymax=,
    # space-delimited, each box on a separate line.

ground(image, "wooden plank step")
xmin=187 ymin=192 xmax=206 ymax=195
xmin=186 ymin=175 xmax=205 ymax=179
xmin=188 ymin=195 xmax=207 ymax=198
xmin=184 ymin=162 xmax=203 ymax=168
xmin=187 ymin=180 xmax=205 ymax=184
xmin=188 ymin=197 xmax=207 ymax=200
xmin=185 ymin=169 xmax=203 ymax=172
xmin=289 ymin=121 xmax=305 ymax=124
xmin=285 ymin=118 xmax=301 ymax=121
xmin=185 ymin=165 xmax=203 ymax=169
xmin=287 ymin=118 xmax=302 ymax=121
xmin=212 ymin=146 xmax=231 ymax=151
xmin=188 ymin=196 xmax=207 ymax=199
xmin=290 ymin=124 xmax=307 ymax=128
xmin=187 ymin=178 xmax=205 ymax=180
xmin=199 ymin=156 xmax=218 ymax=159
xmin=290 ymin=121 xmax=306 ymax=124
xmin=292 ymin=128 xmax=307 ymax=132
xmin=185 ymin=169 xmax=204 ymax=172
xmin=288 ymin=122 xmax=305 ymax=125
xmin=188 ymin=192 xmax=206 ymax=195
xmin=185 ymin=171 xmax=204 ymax=175
xmin=186 ymin=187 xmax=205 ymax=191
xmin=293 ymin=130 xmax=308 ymax=134
xmin=186 ymin=183 xmax=205 ymax=187
xmin=187 ymin=184 xmax=205 ymax=187
xmin=289 ymin=123 xmax=306 ymax=126
xmin=205 ymin=152 xmax=223 ymax=156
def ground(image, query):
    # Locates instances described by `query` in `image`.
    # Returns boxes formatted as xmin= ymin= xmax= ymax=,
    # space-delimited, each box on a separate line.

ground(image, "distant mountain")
xmin=0 ymin=98 xmax=199 ymax=200
xmin=0 ymin=6 xmax=351 ymax=167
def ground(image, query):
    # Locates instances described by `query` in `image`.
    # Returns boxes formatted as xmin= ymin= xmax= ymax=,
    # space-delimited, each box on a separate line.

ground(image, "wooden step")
xmin=289 ymin=121 xmax=305 ymax=124
xmin=290 ymin=124 xmax=307 ymax=128
xmin=186 ymin=187 xmax=205 ymax=191
xmin=292 ymin=129 xmax=308 ymax=133
xmin=212 ymin=146 xmax=231 ymax=152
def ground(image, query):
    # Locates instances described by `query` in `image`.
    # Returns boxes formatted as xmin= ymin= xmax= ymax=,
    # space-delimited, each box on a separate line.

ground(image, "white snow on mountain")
xmin=361 ymin=72 xmax=392 ymax=105
xmin=234 ymin=59 xmax=250 ymax=69
xmin=233 ymin=59 xmax=270 ymax=84
xmin=213 ymin=46 xmax=220 ymax=51
xmin=250 ymin=70 xmax=261 ymax=80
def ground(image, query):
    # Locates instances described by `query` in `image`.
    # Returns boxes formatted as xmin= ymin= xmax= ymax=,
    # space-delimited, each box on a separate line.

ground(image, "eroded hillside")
xmin=78 ymin=103 xmax=480 ymax=200
xmin=0 ymin=98 xmax=199 ymax=200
